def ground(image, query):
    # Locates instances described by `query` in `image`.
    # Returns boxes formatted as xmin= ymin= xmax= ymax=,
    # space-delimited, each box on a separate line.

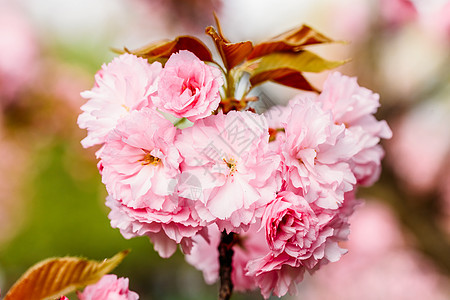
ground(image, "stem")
xmin=225 ymin=71 xmax=235 ymax=99
xmin=173 ymin=117 xmax=186 ymax=126
xmin=218 ymin=231 xmax=235 ymax=300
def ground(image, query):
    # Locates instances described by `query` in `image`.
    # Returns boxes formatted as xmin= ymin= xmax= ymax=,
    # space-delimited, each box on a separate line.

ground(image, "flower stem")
xmin=218 ymin=231 xmax=235 ymax=300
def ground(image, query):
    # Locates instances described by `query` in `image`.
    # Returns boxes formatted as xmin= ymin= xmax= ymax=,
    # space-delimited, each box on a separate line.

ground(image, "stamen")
xmin=223 ymin=157 xmax=237 ymax=174
xmin=139 ymin=152 xmax=161 ymax=166
xmin=121 ymin=104 xmax=130 ymax=112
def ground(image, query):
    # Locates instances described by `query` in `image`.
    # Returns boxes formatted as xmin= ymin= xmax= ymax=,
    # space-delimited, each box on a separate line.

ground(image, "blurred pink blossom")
xmin=387 ymin=103 xmax=450 ymax=193
xmin=380 ymin=0 xmax=417 ymax=27
xmin=77 ymin=274 xmax=139 ymax=300
xmin=0 ymin=4 xmax=38 ymax=104
xmin=419 ymin=0 xmax=450 ymax=41
xmin=328 ymin=0 xmax=372 ymax=42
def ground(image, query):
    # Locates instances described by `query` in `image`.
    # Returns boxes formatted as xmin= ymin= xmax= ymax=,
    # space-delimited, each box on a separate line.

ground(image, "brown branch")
xmin=218 ymin=231 xmax=235 ymax=300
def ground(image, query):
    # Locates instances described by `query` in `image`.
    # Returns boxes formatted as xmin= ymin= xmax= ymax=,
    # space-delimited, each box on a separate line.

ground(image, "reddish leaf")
xmin=248 ymin=25 xmax=334 ymax=60
xmin=119 ymin=35 xmax=212 ymax=63
xmin=205 ymin=15 xmax=253 ymax=70
xmin=250 ymin=68 xmax=318 ymax=92
xmin=4 ymin=250 xmax=129 ymax=300
xmin=243 ymin=51 xmax=346 ymax=76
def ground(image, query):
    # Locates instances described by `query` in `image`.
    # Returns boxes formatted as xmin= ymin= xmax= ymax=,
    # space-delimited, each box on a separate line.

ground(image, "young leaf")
xmin=249 ymin=68 xmax=318 ymax=92
xmin=247 ymin=25 xmax=334 ymax=60
xmin=4 ymin=250 xmax=129 ymax=300
xmin=243 ymin=51 xmax=346 ymax=77
xmin=205 ymin=15 xmax=253 ymax=70
xmin=118 ymin=36 xmax=213 ymax=63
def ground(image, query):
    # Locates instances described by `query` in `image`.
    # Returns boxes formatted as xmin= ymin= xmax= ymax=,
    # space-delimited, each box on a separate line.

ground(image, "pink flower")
xmin=99 ymin=108 xmax=181 ymax=210
xmin=175 ymin=111 xmax=279 ymax=232
xmin=263 ymin=191 xmax=320 ymax=258
xmin=99 ymin=108 xmax=205 ymax=258
xmin=106 ymin=195 xmax=206 ymax=258
xmin=246 ymin=191 xmax=357 ymax=298
xmin=317 ymin=72 xmax=392 ymax=186
xmin=246 ymin=256 xmax=305 ymax=299
xmin=77 ymin=274 xmax=139 ymax=300
xmin=282 ymin=96 xmax=357 ymax=209
xmin=153 ymin=50 xmax=223 ymax=122
xmin=243 ymin=191 xmax=323 ymax=298
xmin=78 ymin=53 xmax=162 ymax=148
xmin=263 ymin=103 xmax=291 ymax=153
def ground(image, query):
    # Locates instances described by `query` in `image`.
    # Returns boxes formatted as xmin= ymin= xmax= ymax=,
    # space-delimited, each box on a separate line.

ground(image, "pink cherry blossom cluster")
xmin=79 ymin=50 xmax=391 ymax=298
xmin=185 ymin=73 xmax=391 ymax=298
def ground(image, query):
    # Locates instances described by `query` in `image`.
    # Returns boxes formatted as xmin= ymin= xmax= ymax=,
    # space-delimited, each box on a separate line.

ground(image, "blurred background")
xmin=0 ymin=0 xmax=449 ymax=299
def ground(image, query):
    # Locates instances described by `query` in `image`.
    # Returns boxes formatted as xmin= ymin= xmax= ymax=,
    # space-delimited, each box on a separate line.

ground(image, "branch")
xmin=218 ymin=231 xmax=235 ymax=300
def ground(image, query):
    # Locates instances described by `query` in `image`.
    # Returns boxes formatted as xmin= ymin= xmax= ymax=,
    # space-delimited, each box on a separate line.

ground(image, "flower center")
xmin=223 ymin=157 xmax=237 ymax=175
xmin=140 ymin=152 xmax=161 ymax=166
xmin=182 ymin=80 xmax=196 ymax=95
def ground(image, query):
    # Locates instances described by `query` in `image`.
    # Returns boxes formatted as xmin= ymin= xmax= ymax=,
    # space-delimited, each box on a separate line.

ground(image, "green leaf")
xmin=244 ymin=50 xmax=346 ymax=77
xmin=4 ymin=250 xmax=129 ymax=300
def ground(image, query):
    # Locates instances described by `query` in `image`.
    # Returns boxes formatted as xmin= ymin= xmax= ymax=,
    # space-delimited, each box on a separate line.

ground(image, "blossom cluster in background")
xmin=78 ymin=44 xmax=391 ymax=297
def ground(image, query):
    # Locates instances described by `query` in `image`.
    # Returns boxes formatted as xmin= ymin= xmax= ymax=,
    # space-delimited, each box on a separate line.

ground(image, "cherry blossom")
xmin=317 ymin=72 xmax=392 ymax=186
xmin=99 ymin=108 xmax=181 ymax=209
xmin=106 ymin=195 xmax=206 ymax=258
xmin=78 ymin=53 xmax=161 ymax=148
xmin=281 ymin=96 xmax=357 ymax=209
xmin=153 ymin=50 xmax=223 ymax=122
xmin=176 ymin=110 xmax=279 ymax=232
